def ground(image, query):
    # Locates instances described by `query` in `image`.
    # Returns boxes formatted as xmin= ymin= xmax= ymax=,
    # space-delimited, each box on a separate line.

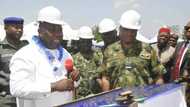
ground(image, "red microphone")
xmin=65 ymin=58 xmax=78 ymax=98
xmin=64 ymin=58 xmax=73 ymax=73
xmin=64 ymin=58 xmax=79 ymax=81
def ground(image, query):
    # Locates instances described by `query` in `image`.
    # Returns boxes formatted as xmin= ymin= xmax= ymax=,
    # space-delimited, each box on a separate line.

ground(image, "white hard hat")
xmin=0 ymin=25 xmax=6 ymax=41
xmin=37 ymin=6 xmax=64 ymax=25
xmin=21 ymin=21 xmax=39 ymax=43
xmin=72 ymin=30 xmax=79 ymax=40
xmin=136 ymin=32 xmax=150 ymax=43
xmin=119 ymin=10 xmax=141 ymax=30
xmin=62 ymin=24 xmax=73 ymax=40
xmin=98 ymin=18 xmax=116 ymax=33
xmin=79 ymin=26 xmax=94 ymax=39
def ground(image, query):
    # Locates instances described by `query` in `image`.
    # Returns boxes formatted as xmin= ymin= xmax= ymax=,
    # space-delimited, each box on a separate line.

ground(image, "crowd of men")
xmin=0 ymin=6 xmax=190 ymax=107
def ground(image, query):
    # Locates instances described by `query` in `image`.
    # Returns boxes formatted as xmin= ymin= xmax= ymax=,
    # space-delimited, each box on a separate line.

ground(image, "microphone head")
xmin=64 ymin=58 xmax=73 ymax=72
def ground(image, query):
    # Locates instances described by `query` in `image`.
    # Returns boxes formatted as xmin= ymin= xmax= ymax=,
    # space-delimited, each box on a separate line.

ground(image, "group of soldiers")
xmin=62 ymin=10 xmax=190 ymax=106
xmin=0 ymin=8 xmax=190 ymax=107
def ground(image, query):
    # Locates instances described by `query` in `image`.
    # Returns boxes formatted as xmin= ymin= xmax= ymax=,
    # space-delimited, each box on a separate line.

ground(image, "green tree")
xmin=92 ymin=25 xmax=103 ymax=42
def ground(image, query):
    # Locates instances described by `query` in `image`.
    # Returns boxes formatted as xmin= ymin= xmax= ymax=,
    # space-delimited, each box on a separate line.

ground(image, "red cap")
xmin=64 ymin=58 xmax=73 ymax=73
xmin=159 ymin=27 xmax=171 ymax=34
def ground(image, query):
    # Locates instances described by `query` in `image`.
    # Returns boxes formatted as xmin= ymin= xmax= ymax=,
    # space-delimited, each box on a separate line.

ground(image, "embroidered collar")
xmin=32 ymin=36 xmax=64 ymax=63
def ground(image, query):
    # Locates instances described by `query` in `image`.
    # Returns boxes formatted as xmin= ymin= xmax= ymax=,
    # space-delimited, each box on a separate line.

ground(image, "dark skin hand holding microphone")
xmin=51 ymin=58 xmax=80 ymax=92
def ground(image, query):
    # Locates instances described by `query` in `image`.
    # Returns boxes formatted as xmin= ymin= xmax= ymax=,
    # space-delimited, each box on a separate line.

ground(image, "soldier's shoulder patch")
xmin=139 ymin=49 xmax=151 ymax=59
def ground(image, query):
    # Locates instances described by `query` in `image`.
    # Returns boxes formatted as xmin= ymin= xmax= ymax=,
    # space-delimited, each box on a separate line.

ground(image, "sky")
xmin=0 ymin=0 xmax=190 ymax=38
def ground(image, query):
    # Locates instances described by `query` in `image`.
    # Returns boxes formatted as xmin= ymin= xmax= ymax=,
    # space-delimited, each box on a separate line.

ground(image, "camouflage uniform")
xmin=73 ymin=50 xmax=103 ymax=98
xmin=102 ymin=41 xmax=166 ymax=89
xmin=0 ymin=38 xmax=28 ymax=107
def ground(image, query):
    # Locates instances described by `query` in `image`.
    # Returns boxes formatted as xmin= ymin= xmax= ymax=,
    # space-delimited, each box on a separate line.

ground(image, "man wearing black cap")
xmin=0 ymin=17 xmax=28 ymax=107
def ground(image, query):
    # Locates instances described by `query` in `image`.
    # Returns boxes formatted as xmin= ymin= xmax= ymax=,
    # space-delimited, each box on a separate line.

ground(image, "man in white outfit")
xmin=9 ymin=6 xmax=79 ymax=107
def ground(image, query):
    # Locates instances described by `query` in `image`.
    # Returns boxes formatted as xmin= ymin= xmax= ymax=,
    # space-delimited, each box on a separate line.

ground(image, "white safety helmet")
xmin=21 ymin=21 xmax=39 ymax=43
xmin=72 ymin=30 xmax=79 ymax=40
xmin=37 ymin=6 xmax=64 ymax=25
xmin=79 ymin=26 xmax=94 ymax=39
xmin=119 ymin=10 xmax=141 ymax=30
xmin=136 ymin=32 xmax=150 ymax=43
xmin=0 ymin=25 xmax=6 ymax=41
xmin=98 ymin=18 xmax=116 ymax=33
xmin=62 ymin=24 xmax=73 ymax=40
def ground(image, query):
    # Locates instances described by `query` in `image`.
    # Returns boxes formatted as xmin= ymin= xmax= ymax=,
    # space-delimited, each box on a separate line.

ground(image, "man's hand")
xmin=70 ymin=69 xmax=80 ymax=81
xmin=97 ymin=76 xmax=110 ymax=91
xmin=155 ymin=76 xmax=164 ymax=85
xmin=51 ymin=79 xmax=74 ymax=92
xmin=101 ymin=76 xmax=110 ymax=91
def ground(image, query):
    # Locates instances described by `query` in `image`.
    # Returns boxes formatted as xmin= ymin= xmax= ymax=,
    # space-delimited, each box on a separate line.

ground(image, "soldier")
xmin=98 ymin=18 xmax=119 ymax=52
xmin=171 ymin=20 xmax=190 ymax=106
xmin=70 ymin=30 xmax=80 ymax=55
xmin=61 ymin=25 xmax=79 ymax=55
xmin=61 ymin=24 xmax=72 ymax=52
xmin=152 ymin=26 xmax=178 ymax=82
xmin=73 ymin=26 xmax=103 ymax=98
xmin=0 ymin=17 xmax=28 ymax=107
xmin=100 ymin=10 xmax=166 ymax=90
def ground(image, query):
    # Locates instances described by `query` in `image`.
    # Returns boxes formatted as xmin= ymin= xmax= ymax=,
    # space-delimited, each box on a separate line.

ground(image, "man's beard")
xmin=158 ymin=41 xmax=167 ymax=51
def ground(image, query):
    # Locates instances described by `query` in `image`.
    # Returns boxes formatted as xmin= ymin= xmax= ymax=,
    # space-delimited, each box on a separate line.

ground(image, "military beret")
xmin=4 ymin=17 xmax=24 ymax=24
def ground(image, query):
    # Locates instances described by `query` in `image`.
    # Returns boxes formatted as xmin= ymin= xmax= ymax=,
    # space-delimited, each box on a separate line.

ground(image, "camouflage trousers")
xmin=0 ymin=95 xmax=16 ymax=107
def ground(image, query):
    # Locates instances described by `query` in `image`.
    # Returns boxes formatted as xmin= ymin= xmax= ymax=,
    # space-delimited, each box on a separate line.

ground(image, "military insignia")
xmin=125 ymin=64 xmax=132 ymax=69
xmin=139 ymin=50 xmax=151 ymax=59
